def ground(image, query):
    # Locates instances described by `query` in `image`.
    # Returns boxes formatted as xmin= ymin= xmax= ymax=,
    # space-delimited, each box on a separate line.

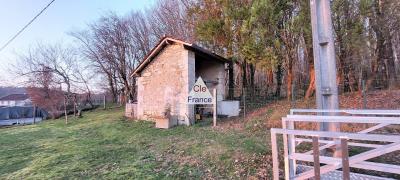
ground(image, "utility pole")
xmin=310 ymin=0 xmax=339 ymax=132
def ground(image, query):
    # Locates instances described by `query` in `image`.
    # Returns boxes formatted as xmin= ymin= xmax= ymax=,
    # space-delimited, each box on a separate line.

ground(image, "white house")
xmin=0 ymin=94 xmax=32 ymax=107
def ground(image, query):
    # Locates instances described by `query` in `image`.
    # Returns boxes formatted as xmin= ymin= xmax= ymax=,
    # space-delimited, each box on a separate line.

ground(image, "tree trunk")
xmin=287 ymin=68 xmax=293 ymax=101
xmin=386 ymin=39 xmax=397 ymax=89
xmin=305 ymin=64 xmax=315 ymax=99
xmin=107 ymin=75 xmax=117 ymax=103
xmin=305 ymin=41 xmax=315 ymax=99
xmin=266 ymin=69 xmax=274 ymax=96
xmin=372 ymin=0 xmax=396 ymax=89
xmin=275 ymin=63 xmax=283 ymax=97
xmin=249 ymin=64 xmax=255 ymax=88
xmin=242 ymin=62 xmax=247 ymax=89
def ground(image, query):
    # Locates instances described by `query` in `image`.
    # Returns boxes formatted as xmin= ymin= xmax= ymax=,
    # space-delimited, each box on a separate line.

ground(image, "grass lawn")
xmin=0 ymin=108 xmax=272 ymax=179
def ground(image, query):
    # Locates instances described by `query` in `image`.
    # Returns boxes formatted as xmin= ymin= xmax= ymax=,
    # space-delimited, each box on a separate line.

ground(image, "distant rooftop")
xmin=0 ymin=94 xmax=29 ymax=101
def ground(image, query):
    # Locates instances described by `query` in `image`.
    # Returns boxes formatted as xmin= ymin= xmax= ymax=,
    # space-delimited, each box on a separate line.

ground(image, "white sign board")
xmin=187 ymin=77 xmax=214 ymax=104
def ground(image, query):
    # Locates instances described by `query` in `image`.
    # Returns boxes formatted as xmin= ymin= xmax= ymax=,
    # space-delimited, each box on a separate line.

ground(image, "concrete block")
xmin=155 ymin=117 xmax=177 ymax=129
xmin=218 ymin=100 xmax=240 ymax=117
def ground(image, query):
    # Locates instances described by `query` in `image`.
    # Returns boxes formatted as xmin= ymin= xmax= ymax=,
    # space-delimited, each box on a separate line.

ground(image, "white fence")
xmin=0 ymin=117 xmax=43 ymax=126
xmin=271 ymin=109 xmax=400 ymax=180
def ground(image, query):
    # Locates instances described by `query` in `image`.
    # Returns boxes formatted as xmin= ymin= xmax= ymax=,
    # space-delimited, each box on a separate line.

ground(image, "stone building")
xmin=127 ymin=37 xmax=238 ymax=126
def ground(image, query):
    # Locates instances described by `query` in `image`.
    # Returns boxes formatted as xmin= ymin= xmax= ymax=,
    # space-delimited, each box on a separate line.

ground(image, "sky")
xmin=0 ymin=0 xmax=155 ymax=86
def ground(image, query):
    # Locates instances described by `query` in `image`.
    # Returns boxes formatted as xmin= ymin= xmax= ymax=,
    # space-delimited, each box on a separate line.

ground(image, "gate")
xmin=271 ymin=109 xmax=400 ymax=180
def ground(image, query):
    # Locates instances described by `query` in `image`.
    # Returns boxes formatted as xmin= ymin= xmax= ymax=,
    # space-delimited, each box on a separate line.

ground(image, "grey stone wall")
xmin=195 ymin=60 xmax=226 ymax=101
xmin=136 ymin=44 xmax=195 ymax=125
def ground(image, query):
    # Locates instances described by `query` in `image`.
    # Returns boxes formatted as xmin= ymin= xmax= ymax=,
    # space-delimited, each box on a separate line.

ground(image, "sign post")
xmin=187 ymin=77 xmax=217 ymax=126
xmin=213 ymin=88 xmax=217 ymax=127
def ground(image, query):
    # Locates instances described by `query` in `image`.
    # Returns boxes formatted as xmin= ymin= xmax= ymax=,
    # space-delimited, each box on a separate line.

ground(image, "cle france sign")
xmin=187 ymin=77 xmax=214 ymax=104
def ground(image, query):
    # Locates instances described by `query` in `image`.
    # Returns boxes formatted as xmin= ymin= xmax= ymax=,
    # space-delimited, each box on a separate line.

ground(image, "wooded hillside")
xmin=16 ymin=0 xmax=400 ymax=103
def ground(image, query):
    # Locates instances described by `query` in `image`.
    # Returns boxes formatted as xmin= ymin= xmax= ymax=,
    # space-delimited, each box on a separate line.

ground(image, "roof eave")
xmin=183 ymin=44 xmax=229 ymax=64
xmin=130 ymin=37 xmax=230 ymax=77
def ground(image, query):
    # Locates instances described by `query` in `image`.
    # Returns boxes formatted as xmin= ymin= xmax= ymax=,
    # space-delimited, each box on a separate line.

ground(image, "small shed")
xmin=128 ymin=37 xmax=238 ymax=126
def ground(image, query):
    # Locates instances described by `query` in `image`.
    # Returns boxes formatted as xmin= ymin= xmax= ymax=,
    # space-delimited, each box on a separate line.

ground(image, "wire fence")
xmin=224 ymin=79 xmax=400 ymax=122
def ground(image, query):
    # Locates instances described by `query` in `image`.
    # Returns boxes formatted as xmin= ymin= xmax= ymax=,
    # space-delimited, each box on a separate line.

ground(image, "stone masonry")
xmin=136 ymin=44 xmax=195 ymax=125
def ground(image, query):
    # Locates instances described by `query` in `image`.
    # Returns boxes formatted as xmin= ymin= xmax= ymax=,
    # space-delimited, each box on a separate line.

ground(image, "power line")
xmin=0 ymin=0 xmax=56 ymax=53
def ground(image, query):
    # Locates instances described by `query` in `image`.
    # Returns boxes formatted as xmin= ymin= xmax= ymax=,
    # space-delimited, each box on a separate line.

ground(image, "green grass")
xmin=0 ymin=108 xmax=272 ymax=179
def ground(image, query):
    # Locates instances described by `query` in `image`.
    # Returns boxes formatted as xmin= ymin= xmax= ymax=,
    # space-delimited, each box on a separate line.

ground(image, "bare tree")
xmin=127 ymin=11 xmax=153 ymax=58
xmin=72 ymin=12 xmax=150 ymax=104
xmin=16 ymin=43 xmax=79 ymax=124
xmin=24 ymin=66 xmax=64 ymax=119
xmin=70 ymin=30 xmax=119 ymax=102
xmin=148 ymin=0 xmax=196 ymax=42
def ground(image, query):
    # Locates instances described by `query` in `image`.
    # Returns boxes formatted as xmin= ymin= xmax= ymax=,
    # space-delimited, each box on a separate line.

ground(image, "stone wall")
xmin=195 ymin=60 xmax=226 ymax=101
xmin=136 ymin=44 xmax=195 ymax=125
xmin=180 ymin=48 xmax=196 ymax=125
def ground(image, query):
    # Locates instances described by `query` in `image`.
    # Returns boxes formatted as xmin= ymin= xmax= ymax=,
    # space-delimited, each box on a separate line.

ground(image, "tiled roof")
xmin=0 ymin=94 xmax=30 ymax=101
xmin=131 ymin=37 xmax=229 ymax=77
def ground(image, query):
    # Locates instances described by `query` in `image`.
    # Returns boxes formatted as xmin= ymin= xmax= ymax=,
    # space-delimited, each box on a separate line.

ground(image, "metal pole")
xmin=310 ymin=0 xmax=339 ymax=131
xmin=213 ymin=88 xmax=217 ymax=127
xmin=310 ymin=0 xmax=341 ymax=158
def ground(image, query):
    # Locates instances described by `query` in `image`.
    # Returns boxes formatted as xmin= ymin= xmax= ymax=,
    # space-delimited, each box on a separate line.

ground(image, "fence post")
xmin=341 ymin=138 xmax=350 ymax=180
xmin=282 ymin=120 xmax=291 ymax=179
xmin=291 ymin=82 xmax=295 ymax=108
xmin=64 ymin=95 xmax=68 ymax=125
xmin=103 ymin=94 xmax=106 ymax=110
xmin=243 ymin=87 xmax=246 ymax=121
xmin=271 ymin=131 xmax=279 ymax=180
xmin=33 ymin=105 xmax=36 ymax=124
xmin=213 ymin=88 xmax=217 ymax=127
xmin=312 ymin=136 xmax=321 ymax=180
xmin=282 ymin=117 xmax=297 ymax=179
xmin=73 ymin=95 xmax=77 ymax=117
xmin=362 ymin=80 xmax=367 ymax=109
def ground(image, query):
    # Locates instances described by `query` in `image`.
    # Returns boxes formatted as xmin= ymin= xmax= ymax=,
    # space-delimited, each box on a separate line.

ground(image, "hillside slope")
xmin=1 ymin=90 xmax=399 ymax=179
xmin=219 ymin=89 xmax=400 ymax=131
xmin=0 ymin=108 xmax=272 ymax=179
